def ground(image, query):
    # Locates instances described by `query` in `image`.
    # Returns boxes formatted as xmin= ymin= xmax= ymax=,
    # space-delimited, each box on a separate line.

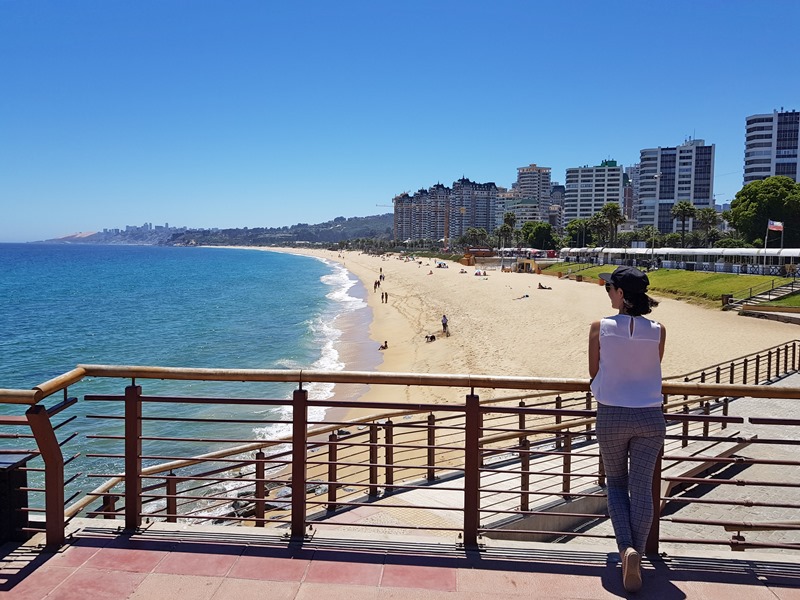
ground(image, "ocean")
xmin=0 ymin=243 xmax=374 ymax=477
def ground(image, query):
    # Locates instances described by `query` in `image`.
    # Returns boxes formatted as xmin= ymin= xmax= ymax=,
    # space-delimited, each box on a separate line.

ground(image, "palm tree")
xmin=695 ymin=207 xmax=721 ymax=248
xmin=671 ymin=201 xmax=697 ymax=248
xmin=599 ymin=203 xmax=625 ymax=246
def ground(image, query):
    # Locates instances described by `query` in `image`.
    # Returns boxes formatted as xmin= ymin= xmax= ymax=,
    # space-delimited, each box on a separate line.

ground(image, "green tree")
xmin=527 ymin=222 xmax=556 ymax=249
xmin=503 ymin=211 xmax=517 ymax=229
xmin=727 ymin=176 xmax=800 ymax=245
xmin=638 ymin=225 xmax=660 ymax=249
xmin=617 ymin=231 xmax=636 ymax=248
xmin=695 ymin=207 xmax=721 ymax=248
xmin=671 ymin=201 xmax=697 ymax=248
xmin=520 ymin=220 xmax=537 ymax=244
xmin=565 ymin=219 xmax=589 ymax=247
xmin=599 ymin=202 xmax=625 ymax=246
xmin=587 ymin=212 xmax=609 ymax=245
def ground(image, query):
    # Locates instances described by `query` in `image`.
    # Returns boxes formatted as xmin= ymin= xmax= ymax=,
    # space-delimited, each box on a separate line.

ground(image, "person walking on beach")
xmin=441 ymin=314 xmax=449 ymax=336
xmin=588 ymin=266 xmax=666 ymax=594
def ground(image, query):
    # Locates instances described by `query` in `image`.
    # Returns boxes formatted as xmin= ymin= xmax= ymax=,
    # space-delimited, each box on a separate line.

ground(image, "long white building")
xmin=563 ymin=160 xmax=624 ymax=223
xmin=744 ymin=109 xmax=800 ymax=185
xmin=637 ymin=139 xmax=715 ymax=233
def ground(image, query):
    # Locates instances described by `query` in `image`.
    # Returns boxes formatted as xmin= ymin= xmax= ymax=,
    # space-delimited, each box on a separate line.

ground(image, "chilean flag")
xmin=768 ymin=220 xmax=784 ymax=231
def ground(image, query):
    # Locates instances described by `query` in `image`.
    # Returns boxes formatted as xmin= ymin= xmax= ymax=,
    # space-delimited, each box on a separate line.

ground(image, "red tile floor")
xmin=2 ymin=521 xmax=799 ymax=599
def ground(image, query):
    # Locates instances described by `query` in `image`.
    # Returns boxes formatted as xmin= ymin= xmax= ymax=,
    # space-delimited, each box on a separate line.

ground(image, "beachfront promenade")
xmin=3 ymin=518 xmax=799 ymax=599
xmin=2 ymin=355 xmax=799 ymax=599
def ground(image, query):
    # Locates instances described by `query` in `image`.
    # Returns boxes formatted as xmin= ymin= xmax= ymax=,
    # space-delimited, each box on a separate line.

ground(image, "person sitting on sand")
xmin=379 ymin=341 xmax=388 ymax=350
xmin=425 ymin=334 xmax=436 ymax=342
xmin=538 ymin=283 xmax=552 ymax=290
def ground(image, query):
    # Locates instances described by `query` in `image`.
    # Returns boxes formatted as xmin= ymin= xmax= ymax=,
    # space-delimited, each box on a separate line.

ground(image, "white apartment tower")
xmin=512 ymin=164 xmax=551 ymax=223
xmin=744 ymin=109 xmax=800 ymax=185
xmin=637 ymin=139 xmax=715 ymax=233
xmin=563 ymin=160 xmax=624 ymax=223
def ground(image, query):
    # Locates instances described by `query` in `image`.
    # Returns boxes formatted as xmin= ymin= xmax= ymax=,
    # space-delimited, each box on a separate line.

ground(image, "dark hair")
xmin=622 ymin=290 xmax=659 ymax=316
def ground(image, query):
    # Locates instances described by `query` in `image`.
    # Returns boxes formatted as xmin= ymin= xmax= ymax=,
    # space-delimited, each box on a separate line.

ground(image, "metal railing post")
xmin=327 ymin=433 xmax=338 ymax=512
xmin=518 ymin=400 xmax=526 ymax=447
xmin=729 ymin=362 xmax=735 ymax=384
xmin=555 ymin=395 xmax=563 ymax=450
xmin=598 ymin=451 xmax=605 ymax=487
xmin=124 ymin=384 xmax=142 ymax=532
xmin=785 ymin=344 xmax=789 ymax=374
xmin=520 ymin=438 xmax=530 ymax=512
xmin=645 ymin=447 xmax=663 ymax=555
xmin=584 ymin=393 xmax=592 ymax=442
xmin=101 ymin=494 xmax=119 ymax=520
xmin=427 ymin=413 xmax=436 ymax=481
xmin=255 ymin=451 xmax=266 ymax=526
xmin=722 ymin=397 xmax=729 ymax=430
xmin=755 ymin=355 xmax=761 ymax=383
xmin=369 ymin=424 xmax=379 ymax=497
xmin=166 ymin=472 xmax=177 ymax=523
xmin=384 ymin=419 xmax=394 ymax=493
xmin=743 ymin=358 xmax=748 ymax=385
xmin=562 ymin=433 xmax=572 ymax=499
xmin=767 ymin=351 xmax=773 ymax=381
xmin=463 ymin=393 xmax=480 ymax=549
xmin=681 ymin=404 xmax=689 ymax=447
xmin=25 ymin=404 xmax=65 ymax=549
xmin=291 ymin=387 xmax=308 ymax=539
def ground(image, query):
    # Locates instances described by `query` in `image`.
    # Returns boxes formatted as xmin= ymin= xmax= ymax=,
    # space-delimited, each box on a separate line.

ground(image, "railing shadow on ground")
xmin=2 ymin=520 xmax=799 ymax=599
xmin=0 ymin=342 xmax=799 ymax=560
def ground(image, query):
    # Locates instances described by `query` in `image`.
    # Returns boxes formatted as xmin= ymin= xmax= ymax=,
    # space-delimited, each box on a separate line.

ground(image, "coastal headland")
xmin=254 ymin=247 xmax=799 ymax=415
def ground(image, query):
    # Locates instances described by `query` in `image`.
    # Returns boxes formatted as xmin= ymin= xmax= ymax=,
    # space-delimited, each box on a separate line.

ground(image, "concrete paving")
xmin=3 ymin=520 xmax=800 ymax=599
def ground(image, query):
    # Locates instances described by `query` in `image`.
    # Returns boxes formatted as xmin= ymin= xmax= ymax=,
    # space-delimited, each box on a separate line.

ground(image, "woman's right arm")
xmin=588 ymin=321 xmax=600 ymax=379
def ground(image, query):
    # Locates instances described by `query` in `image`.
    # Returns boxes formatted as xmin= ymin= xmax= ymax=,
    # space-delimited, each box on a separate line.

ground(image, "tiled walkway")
xmin=2 ymin=521 xmax=799 ymax=599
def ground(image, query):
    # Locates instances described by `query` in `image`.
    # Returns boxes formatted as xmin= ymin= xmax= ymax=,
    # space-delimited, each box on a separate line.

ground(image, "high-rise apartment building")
xmin=624 ymin=164 xmax=640 ymax=221
xmin=744 ymin=109 xmax=800 ymax=185
xmin=392 ymin=179 xmax=498 ymax=243
xmin=512 ymin=164 xmax=552 ymax=223
xmin=563 ymin=160 xmax=624 ymax=223
xmin=637 ymin=139 xmax=715 ymax=233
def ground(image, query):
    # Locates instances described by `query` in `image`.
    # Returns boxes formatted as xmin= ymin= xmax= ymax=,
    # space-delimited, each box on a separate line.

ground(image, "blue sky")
xmin=1 ymin=0 xmax=798 ymax=242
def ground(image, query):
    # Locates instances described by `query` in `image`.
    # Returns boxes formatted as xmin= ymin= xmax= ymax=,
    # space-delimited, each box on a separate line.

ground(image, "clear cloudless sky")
xmin=1 ymin=0 xmax=798 ymax=242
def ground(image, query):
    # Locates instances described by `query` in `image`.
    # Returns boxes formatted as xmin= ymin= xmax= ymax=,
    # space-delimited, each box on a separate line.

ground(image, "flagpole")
xmin=764 ymin=222 xmax=769 ymax=273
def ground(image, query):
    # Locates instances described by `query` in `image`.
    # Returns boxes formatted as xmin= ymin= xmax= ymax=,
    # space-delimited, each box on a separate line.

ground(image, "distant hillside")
xmin=45 ymin=214 xmax=394 ymax=246
xmin=167 ymin=214 xmax=393 ymax=247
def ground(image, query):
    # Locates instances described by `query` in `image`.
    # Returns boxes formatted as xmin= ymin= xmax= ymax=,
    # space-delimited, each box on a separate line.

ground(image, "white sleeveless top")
xmin=590 ymin=314 xmax=663 ymax=408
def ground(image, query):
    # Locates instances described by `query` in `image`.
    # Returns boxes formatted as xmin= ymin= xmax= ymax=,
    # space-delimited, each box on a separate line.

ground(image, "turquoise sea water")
xmin=0 ymin=243 xmax=370 ymax=473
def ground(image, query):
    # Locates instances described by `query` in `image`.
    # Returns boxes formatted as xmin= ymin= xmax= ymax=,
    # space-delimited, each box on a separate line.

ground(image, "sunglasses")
xmin=605 ymin=283 xmax=612 ymax=291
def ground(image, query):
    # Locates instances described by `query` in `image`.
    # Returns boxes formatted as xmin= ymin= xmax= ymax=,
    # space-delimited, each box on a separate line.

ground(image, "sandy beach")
xmin=254 ymin=247 xmax=799 ymax=413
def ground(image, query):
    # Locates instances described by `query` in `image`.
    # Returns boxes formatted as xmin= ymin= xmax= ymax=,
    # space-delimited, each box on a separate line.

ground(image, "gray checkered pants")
xmin=596 ymin=404 xmax=665 ymax=554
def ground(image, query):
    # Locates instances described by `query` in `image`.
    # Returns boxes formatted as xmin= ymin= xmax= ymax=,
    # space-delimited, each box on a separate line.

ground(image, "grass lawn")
xmin=765 ymin=294 xmax=800 ymax=307
xmin=540 ymin=262 xmax=784 ymax=303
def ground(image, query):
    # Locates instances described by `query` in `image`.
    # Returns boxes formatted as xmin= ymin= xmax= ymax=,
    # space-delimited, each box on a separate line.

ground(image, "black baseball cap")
xmin=599 ymin=266 xmax=649 ymax=294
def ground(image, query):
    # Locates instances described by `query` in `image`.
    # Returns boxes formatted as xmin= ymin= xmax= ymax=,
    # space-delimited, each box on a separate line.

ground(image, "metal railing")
xmin=1 ymin=347 xmax=799 ymax=554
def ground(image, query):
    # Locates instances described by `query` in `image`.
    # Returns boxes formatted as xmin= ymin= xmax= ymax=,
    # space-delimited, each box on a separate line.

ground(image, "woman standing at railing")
xmin=588 ymin=265 xmax=666 ymax=594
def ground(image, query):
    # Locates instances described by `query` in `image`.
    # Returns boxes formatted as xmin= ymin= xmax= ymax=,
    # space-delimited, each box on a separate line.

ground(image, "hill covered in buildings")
xmin=44 ymin=214 xmax=394 ymax=247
